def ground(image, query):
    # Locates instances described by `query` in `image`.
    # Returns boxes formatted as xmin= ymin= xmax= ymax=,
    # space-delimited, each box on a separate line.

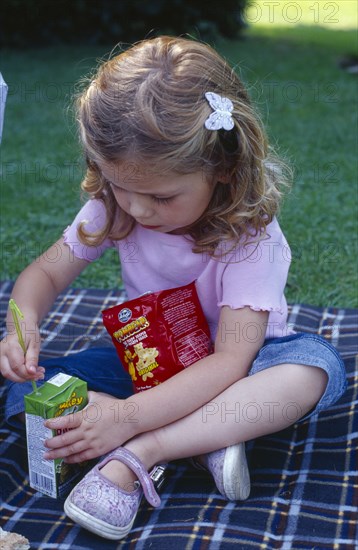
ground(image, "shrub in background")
xmin=1 ymin=0 xmax=250 ymax=48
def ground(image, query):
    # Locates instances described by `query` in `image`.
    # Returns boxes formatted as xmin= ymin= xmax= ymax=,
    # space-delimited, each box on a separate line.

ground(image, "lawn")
xmin=0 ymin=5 xmax=357 ymax=307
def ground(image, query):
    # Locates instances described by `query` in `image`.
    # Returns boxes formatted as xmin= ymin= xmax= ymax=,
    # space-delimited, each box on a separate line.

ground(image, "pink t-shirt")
xmin=64 ymin=199 xmax=293 ymax=340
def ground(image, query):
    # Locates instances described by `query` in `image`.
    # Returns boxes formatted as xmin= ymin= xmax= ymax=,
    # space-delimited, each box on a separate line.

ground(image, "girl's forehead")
xmin=99 ymin=159 xmax=209 ymax=193
xmin=100 ymin=160 xmax=158 ymax=183
xmin=100 ymin=159 xmax=207 ymax=185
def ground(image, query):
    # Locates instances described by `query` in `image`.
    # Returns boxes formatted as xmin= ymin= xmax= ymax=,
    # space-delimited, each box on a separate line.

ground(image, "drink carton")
xmin=24 ymin=373 xmax=88 ymax=499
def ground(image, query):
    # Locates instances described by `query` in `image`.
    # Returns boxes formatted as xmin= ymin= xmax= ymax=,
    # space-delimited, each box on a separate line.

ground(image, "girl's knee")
xmin=286 ymin=363 xmax=328 ymax=405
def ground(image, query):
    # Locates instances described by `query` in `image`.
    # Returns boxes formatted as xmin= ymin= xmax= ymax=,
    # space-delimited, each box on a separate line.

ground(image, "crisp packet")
xmin=102 ymin=281 xmax=213 ymax=392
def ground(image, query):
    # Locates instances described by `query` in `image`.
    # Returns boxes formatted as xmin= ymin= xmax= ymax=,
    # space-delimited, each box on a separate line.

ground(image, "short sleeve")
xmin=63 ymin=199 xmax=114 ymax=262
xmin=218 ymin=218 xmax=291 ymax=314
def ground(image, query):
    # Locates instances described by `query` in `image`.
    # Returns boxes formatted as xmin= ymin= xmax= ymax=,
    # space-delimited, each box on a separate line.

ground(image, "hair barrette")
xmin=204 ymin=91 xmax=235 ymax=131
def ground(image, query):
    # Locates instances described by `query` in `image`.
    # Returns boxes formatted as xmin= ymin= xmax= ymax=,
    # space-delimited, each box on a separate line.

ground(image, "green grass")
xmin=0 ymin=18 xmax=357 ymax=307
xmin=246 ymin=0 xmax=357 ymax=30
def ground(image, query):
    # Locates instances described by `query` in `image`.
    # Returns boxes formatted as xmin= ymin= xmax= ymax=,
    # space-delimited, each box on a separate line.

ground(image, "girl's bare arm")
xmin=0 ymin=238 xmax=88 ymax=381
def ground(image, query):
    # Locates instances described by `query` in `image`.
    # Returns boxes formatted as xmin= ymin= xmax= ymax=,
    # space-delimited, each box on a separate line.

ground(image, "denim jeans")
xmin=4 ymin=333 xmax=347 ymax=428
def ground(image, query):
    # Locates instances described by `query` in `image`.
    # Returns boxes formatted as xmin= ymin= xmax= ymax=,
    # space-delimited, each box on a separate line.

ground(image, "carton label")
xmin=26 ymin=414 xmax=56 ymax=496
xmin=47 ymin=372 xmax=72 ymax=387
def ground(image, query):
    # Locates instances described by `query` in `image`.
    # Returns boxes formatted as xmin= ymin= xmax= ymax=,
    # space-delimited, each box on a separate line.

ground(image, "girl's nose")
xmin=128 ymin=193 xmax=153 ymax=219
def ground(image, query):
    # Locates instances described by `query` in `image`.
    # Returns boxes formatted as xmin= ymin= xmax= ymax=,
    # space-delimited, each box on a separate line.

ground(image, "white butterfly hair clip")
xmin=204 ymin=91 xmax=235 ymax=131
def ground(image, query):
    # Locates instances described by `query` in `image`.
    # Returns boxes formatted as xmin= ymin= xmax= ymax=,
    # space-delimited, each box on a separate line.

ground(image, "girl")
xmin=0 ymin=36 xmax=346 ymax=540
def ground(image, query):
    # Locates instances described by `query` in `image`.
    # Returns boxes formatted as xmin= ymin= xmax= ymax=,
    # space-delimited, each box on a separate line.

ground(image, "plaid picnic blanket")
xmin=1 ymin=280 xmax=357 ymax=549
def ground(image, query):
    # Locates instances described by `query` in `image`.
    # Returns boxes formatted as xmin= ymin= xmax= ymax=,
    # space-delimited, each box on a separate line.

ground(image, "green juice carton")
xmin=24 ymin=373 xmax=89 ymax=499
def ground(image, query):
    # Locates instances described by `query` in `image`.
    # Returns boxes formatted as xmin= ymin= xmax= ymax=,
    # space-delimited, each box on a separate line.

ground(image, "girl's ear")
xmin=217 ymin=172 xmax=231 ymax=184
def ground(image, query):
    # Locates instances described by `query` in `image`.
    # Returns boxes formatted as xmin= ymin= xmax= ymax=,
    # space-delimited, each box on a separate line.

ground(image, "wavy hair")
xmin=75 ymin=35 xmax=290 ymax=254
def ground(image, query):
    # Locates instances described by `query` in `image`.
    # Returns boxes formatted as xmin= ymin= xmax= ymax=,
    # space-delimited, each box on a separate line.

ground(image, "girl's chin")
xmin=139 ymin=224 xmax=162 ymax=230
xmin=137 ymin=222 xmax=190 ymax=235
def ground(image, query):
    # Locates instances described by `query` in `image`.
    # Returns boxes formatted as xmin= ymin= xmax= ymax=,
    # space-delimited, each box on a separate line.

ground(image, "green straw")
xmin=9 ymin=299 xmax=38 ymax=393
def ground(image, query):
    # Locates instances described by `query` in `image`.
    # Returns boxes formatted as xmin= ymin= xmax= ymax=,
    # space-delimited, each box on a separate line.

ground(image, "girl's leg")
xmin=102 ymin=363 xmax=327 ymax=487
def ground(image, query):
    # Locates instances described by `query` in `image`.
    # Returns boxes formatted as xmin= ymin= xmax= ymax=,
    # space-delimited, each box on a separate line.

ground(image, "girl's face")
xmin=99 ymin=160 xmax=216 ymax=234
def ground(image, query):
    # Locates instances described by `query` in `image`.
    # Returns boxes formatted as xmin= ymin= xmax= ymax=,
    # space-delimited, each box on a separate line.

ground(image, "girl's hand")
xmin=0 ymin=328 xmax=45 ymax=383
xmin=43 ymin=391 xmax=138 ymax=463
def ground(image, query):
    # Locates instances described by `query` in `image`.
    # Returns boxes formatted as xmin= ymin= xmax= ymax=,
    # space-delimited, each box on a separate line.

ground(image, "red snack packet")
xmin=102 ymin=281 xmax=213 ymax=392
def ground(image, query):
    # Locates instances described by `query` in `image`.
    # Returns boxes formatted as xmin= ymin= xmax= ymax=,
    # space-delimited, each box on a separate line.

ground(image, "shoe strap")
xmin=103 ymin=447 xmax=161 ymax=507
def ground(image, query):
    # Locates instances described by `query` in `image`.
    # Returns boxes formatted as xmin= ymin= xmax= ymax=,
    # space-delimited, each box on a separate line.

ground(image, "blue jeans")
xmin=4 ymin=333 xmax=347 ymax=428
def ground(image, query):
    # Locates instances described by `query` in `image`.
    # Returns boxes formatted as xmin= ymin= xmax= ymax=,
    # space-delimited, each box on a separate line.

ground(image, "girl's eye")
xmin=110 ymin=184 xmax=125 ymax=192
xmin=152 ymin=196 xmax=174 ymax=205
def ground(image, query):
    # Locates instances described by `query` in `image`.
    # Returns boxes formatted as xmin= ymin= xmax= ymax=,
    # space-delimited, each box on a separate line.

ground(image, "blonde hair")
xmin=76 ymin=35 xmax=289 ymax=254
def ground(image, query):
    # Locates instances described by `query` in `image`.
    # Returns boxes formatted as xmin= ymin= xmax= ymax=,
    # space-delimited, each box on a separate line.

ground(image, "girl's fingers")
xmin=5 ymin=345 xmax=40 ymax=382
xmin=45 ymin=411 xmax=82 ymax=433
xmin=0 ymin=356 xmax=29 ymax=383
xmin=63 ymin=449 xmax=97 ymax=463
xmin=44 ymin=425 xmax=83 ymax=453
xmin=25 ymin=339 xmax=41 ymax=375
xmin=7 ymin=346 xmax=28 ymax=379
xmin=43 ymin=437 xmax=87 ymax=461
xmin=25 ymin=362 xmax=36 ymax=375
xmin=6 ymin=371 xmax=28 ymax=383
xmin=44 ymin=413 xmax=85 ymax=459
